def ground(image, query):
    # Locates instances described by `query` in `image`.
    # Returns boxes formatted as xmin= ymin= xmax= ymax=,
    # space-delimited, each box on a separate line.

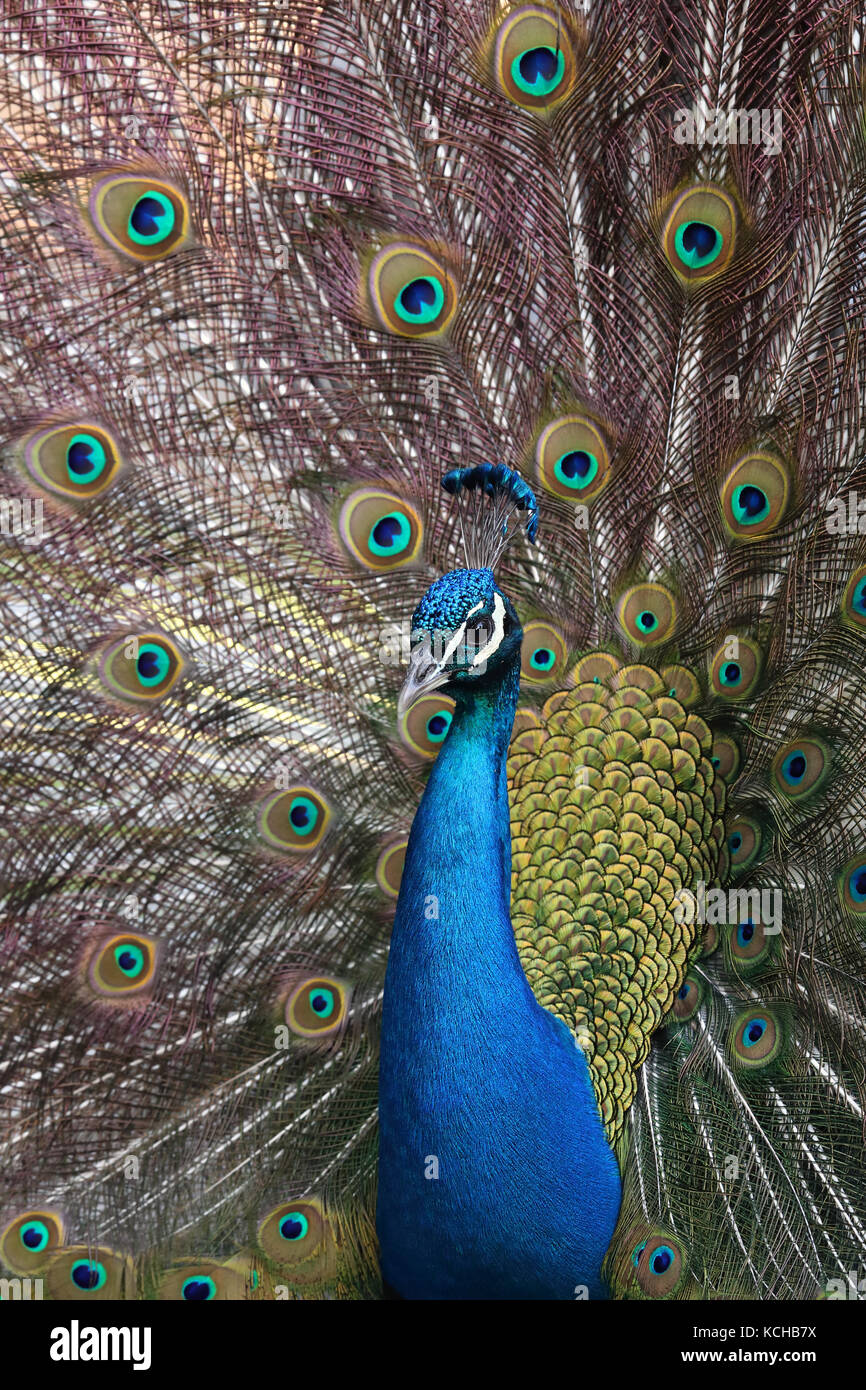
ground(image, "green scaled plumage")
xmin=0 ymin=0 xmax=865 ymax=1301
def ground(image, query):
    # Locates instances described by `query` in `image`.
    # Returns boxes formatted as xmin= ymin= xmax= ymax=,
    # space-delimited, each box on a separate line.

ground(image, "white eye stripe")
xmin=436 ymin=594 xmax=506 ymax=669
xmin=471 ymin=592 xmax=505 ymax=666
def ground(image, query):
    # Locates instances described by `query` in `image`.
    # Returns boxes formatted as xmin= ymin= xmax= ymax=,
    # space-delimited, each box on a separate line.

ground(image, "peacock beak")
xmin=397 ymin=636 xmax=449 ymax=719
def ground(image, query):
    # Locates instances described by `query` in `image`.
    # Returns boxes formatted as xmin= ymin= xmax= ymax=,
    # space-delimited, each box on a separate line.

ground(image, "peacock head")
xmin=397 ymin=567 xmax=523 ymax=716
xmin=397 ymin=465 xmax=537 ymax=718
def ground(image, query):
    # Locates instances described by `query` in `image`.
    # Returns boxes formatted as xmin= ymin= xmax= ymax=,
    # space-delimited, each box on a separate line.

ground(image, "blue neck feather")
xmin=377 ymin=653 xmax=622 ymax=1299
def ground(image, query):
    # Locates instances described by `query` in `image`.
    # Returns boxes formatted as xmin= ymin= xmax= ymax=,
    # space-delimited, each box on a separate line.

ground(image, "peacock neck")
xmin=378 ymin=651 xmax=623 ymax=1299
xmin=394 ymin=655 xmax=523 ymax=966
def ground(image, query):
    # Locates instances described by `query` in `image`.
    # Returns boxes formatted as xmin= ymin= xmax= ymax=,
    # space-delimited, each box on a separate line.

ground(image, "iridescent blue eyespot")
xmin=396 ymin=276 xmax=445 ymax=325
xmin=71 ymin=1259 xmax=107 ymax=1292
xmin=648 ymin=1244 xmax=675 ymax=1275
xmin=530 ymin=647 xmax=553 ymax=670
xmin=182 ymin=1276 xmax=217 ymax=1301
xmin=512 ymin=46 xmax=565 ymax=97
xmin=114 ymin=943 xmax=145 ymax=978
xmin=849 ymin=868 xmax=866 ymax=903
xmin=674 ymin=221 xmax=722 ymax=269
xmin=736 ymin=920 xmax=755 ymax=948
xmin=66 ymin=433 xmax=108 ymax=484
xmin=494 ymin=11 xmax=575 ymax=110
xmin=289 ymin=796 xmax=319 ymax=835
xmin=425 ymin=709 xmax=452 ymax=743
xmin=279 ymin=1212 xmax=309 ymax=1242
xmin=840 ymin=855 xmax=866 ymax=912
xmin=135 ymin=642 xmax=171 ymax=688
xmin=309 ymin=988 xmax=335 ymax=1019
xmin=728 ymin=832 xmax=742 ymax=852
xmin=20 ymin=1220 xmax=50 ymax=1253
xmin=781 ymin=751 xmax=806 ymax=785
xmin=369 ymin=512 xmax=412 ymax=557
xmin=732 ymin=484 xmax=770 ymax=525
xmin=553 ymin=450 xmax=599 ymax=491
xmin=743 ymin=1017 xmax=767 ymax=1046
xmin=128 ymin=190 xmax=176 ymax=245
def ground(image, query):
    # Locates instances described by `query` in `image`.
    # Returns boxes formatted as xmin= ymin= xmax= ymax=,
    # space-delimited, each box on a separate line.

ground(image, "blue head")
xmin=397 ymin=466 xmax=537 ymax=717
xmin=397 ymin=567 xmax=523 ymax=716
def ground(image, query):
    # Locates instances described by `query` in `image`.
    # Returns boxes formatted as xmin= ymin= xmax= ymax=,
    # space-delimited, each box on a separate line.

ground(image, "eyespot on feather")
xmin=711 ymin=734 xmax=741 ymax=783
xmin=46 ymin=1247 xmax=132 ymax=1300
xmin=534 ymin=415 xmax=610 ymax=501
xmin=491 ymin=5 xmax=577 ymax=110
xmin=634 ymin=1232 xmax=688 ymax=1297
xmin=838 ymin=853 xmax=866 ymax=914
xmin=720 ymin=452 xmax=790 ymax=540
xmin=158 ymin=1260 xmax=247 ymax=1300
xmin=284 ymin=976 xmax=349 ymax=1039
xmin=366 ymin=243 xmax=457 ymax=337
xmin=98 ymin=632 xmax=184 ymax=702
xmin=1 ymin=1210 xmax=64 ymax=1273
xmin=708 ymin=637 xmax=763 ymax=701
xmin=662 ymin=184 xmax=737 ymax=283
xmin=338 ymin=490 xmax=423 ymax=571
xmin=520 ymin=621 xmax=568 ymax=684
xmin=729 ymin=1007 xmax=784 ymax=1068
xmin=258 ymin=1199 xmax=327 ymax=1265
xmin=376 ymin=838 xmax=407 ymax=898
xmin=726 ymin=816 xmax=762 ymax=872
xmin=86 ymin=174 xmax=191 ymax=262
xmin=771 ymin=737 xmax=830 ymax=800
xmin=615 ymin=584 xmax=677 ymax=648
xmin=726 ymin=917 xmax=772 ymax=971
xmin=21 ymin=422 xmax=122 ymax=501
xmin=258 ymin=786 xmax=332 ymax=852
xmin=672 ymin=975 xmax=703 ymax=1020
xmin=86 ymin=932 xmax=159 ymax=998
xmin=841 ymin=565 xmax=866 ymax=631
xmin=399 ymin=692 xmax=456 ymax=759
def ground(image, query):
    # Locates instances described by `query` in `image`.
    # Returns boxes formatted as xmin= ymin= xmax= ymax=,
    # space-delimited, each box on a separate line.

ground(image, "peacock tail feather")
xmin=1 ymin=0 xmax=865 ymax=1300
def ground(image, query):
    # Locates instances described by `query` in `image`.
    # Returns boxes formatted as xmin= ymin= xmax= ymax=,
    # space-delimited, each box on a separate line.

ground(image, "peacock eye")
xmin=338 ymin=489 xmax=423 ymax=571
xmin=720 ymin=452 xmax=790 ymax=540
xmin=70 ymin=1259 xmax=107 ymax=1291
xmin=662 ymin=184 xmax=737 ymax=283
xmin=258 ymin=1200 xmax=327 ymax=1264
xmin=181 ymin=1276 xmax=217 ymax=1301
xmin=841 ymin=566 xmax=866 ymax=630
xmin=284 ymin=976 xmax=349 ymax=1039
xmin=615 ymin=584 xmax=677 ymax=648
xmin=87 ymin=175 xmax=190 ymax=262
xmin=367 ymin=243 xmax=457 ymax=337
xmin=1 ymin=1211 xmax=64 ymax=1273
xmin=491 ymin=6 xmax=577 ymax=111
xmin=87 ymin=932 xmax=159 ymax=997
xmin=22 ymin=422 xmax=122 ymax=501
xmin=98 ymin=632 xmax=184 ymax=702
xmin=535 ymin=415 xmax=611 ymax=502
xmin=258 ymin=786 xmax=332 ymax=852
xmin=465 ymin=616 xmax=494 ymax=645
xmin=19 ymin=1220 xmax=50 ymax=1252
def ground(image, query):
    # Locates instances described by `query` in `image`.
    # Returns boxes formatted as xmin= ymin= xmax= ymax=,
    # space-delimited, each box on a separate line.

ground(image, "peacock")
xmin=1 ymin=0 xmax=866 ymax=1304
